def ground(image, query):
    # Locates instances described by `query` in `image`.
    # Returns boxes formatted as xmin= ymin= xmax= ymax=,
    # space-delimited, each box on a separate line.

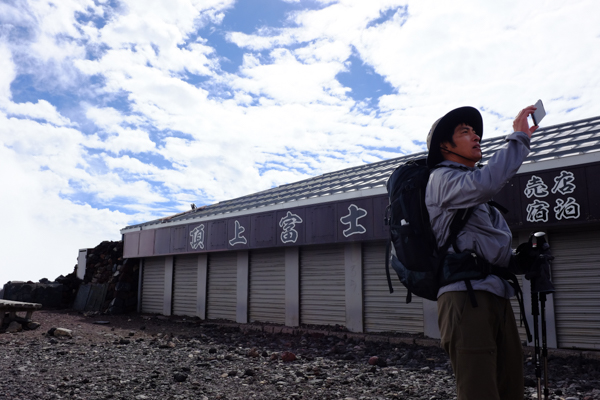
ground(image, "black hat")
xmin=426 ymin=106 xmax=483 ymax=168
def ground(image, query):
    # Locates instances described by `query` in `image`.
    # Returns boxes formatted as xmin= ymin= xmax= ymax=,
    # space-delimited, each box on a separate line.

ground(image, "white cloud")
xmin=86 ymin=128 xmax=157 ymax=154
xmin=84 ymin=106 xmax=156 ymax=154
xmin=294 ymin=38 xmax=351 ymax=64
xmin=85 ymin=106 xmax=142 ymax=129
xmin=103 ymin=154 xmax=160 ymax=175
xmin=3 ymin=100 xmax=74 ymax=126
xmin=0 ymin=144 xmax=128 ymax=287
xmin=353 ymin=0 xmax=600 ymax=132
xmin=223 ymin=0 xmax=600 ymax=136
xmin=227 ymin=30 xmax=296 ymax=51
xmin=15 ymin=0 xmax=90 ymax=60
xmin=0 ymin=43 xmax=16 ymax=100
xmin=0 ymin=115 xmax=86 ymax=175
xmin=231 ymin=48 xmax=349 ymax=104
xmin=1 ymin=0 xmax=600 ymax=286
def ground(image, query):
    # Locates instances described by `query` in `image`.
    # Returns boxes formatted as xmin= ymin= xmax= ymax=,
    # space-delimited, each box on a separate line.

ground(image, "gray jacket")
xmin=425 ymin=131 xmax=531 ymax=299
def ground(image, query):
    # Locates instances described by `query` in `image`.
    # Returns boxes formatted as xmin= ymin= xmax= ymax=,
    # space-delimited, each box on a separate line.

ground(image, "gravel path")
xmin=1 ymin=310 xmax=599 ymax=400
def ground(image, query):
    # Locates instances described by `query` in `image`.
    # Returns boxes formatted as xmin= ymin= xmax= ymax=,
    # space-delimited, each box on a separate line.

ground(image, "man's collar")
xmin=438 ymin=160 xmax=476 ymax=171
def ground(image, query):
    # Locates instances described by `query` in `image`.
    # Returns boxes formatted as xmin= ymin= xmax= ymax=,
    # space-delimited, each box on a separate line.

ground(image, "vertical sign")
xmin=523 ymin=169 xmax=582 ymax=224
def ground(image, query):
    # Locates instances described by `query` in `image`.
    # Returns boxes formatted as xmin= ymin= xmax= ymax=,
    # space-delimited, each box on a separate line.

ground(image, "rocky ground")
xmin=1 ymin=310 xmax=599 ymax=400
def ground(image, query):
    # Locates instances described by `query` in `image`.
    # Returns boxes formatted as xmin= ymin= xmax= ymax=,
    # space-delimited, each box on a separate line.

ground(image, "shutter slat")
xmin=550 ymin=230 xmax=600 ymax=350
xmin=249 ymin=248 xmax=286 ymax=324
xmin=363 ymin=242 xmax=423 ymax=333
xmin=172 ymin=255 xmax=198 ymax=317
xmin=142 ymin=258 xmax=165 ymax=314
xmin=207 ymin=253 xmax=237 ymax=321
xmin=300 ymin=245 xmax=346 ymax=326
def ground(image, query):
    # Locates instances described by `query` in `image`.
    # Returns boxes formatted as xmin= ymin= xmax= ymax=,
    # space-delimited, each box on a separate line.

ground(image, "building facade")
xmin=121 ymin=115 xmax=600 ymax=351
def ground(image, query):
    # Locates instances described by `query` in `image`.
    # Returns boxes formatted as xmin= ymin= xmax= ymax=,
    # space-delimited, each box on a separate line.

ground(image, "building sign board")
xmin=154 ymin=228 xmax=171 ymax=255
xmin=208 ymin=220 xmax=227 ymax=251
xmin=306 ymin=204 xmax=336 ymax=244
xmin=139 ymin=230 xmax=155 ymax=256
xmin=170 ymin=226 xmax=187 ymax=253
xmin=517 ymin=166 xmax=589 ymax=228
xmin=123 ymin=162 xmax=600 ymax=259
xmin=124 ymin=195 xmax=388 ymax=257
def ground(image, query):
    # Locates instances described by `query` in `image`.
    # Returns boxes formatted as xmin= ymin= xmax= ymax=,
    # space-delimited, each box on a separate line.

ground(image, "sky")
xmin=1 ymin=0 xmax=600 ymax=287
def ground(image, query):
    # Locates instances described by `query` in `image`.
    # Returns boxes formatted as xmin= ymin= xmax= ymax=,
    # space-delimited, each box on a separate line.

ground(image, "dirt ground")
xmin=1 ymin=310 xmax=599 ymax=400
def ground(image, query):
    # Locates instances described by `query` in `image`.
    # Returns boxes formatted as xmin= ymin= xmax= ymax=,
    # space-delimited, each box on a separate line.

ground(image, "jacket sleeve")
xmin=428 ymin=131 xmax=530 ymax=210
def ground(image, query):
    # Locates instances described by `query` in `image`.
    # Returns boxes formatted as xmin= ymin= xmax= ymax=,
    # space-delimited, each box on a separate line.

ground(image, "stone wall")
xmin=82 ymin=240 xmax=139 ymax=314
xmin=2 ymin=267 xmax=82 ymax=309
xmin=2 ymin=240 xmax=139 ymax=314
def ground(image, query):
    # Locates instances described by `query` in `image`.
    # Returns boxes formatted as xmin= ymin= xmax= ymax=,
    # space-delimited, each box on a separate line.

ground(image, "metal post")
xmin=540 ymin=292 xmax=550 ymax=400
xmin=531 ymin=291 xmax=542 ymax=400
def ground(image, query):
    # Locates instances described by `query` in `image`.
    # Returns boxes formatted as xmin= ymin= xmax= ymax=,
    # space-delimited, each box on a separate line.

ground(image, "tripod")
xmin=526 ymin=232 xmax=555 ymax=400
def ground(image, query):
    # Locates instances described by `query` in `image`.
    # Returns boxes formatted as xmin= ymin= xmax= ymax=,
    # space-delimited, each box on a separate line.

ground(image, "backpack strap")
xmin=464 ymin=279 xmax=478 ymax=307
xmin=385 ymin=240 xmax=394 ymax=293
xmin=443 ymin=207 xmax=475 ymax=256
xmin=487 ymin=200 xmax=508 ymax=214
xmin=443 ymin=207 xmax=480 ymax=307
xmin=491 ymin=266 xmax=533 ymax=343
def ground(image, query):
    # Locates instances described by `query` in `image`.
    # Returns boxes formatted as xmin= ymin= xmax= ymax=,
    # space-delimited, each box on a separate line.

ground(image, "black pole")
xmin=528 ymin=231 xmax=556 ymax=400
xmin=540 ymin=292 xmax=550 ymax=400
xmin=531 ymin=290 xmax=542 ymax=399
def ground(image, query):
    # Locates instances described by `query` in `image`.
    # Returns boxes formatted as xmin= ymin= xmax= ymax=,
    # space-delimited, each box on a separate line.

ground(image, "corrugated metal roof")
xmin=123 ymin=115 xmax=600 ymax=231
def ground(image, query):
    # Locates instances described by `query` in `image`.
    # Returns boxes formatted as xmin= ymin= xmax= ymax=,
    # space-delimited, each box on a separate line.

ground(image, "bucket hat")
xmin=426 ymin=106 xmax=483 ymax=168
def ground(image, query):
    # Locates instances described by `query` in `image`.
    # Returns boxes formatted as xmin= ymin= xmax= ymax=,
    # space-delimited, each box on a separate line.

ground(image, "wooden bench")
xmin=0 ymin=300 xmax=43 ymax=327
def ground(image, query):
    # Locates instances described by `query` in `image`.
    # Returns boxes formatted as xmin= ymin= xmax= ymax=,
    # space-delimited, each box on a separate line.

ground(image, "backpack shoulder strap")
xmin=441 ymin=207 xmax=475 ymax=255
xmin=440 ymin=205 xmax=477 ymax=306
xmin=487 ymin=200 xmax=509 ymax=214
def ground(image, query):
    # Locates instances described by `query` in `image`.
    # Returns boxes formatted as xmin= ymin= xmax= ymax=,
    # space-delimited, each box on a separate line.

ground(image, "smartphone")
xmin=532 ymin=99 xmax=546 ymax=126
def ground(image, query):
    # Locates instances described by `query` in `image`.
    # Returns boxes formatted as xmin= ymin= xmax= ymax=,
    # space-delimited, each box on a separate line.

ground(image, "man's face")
xmin=440 ymin=123 xmax=481 ymax=167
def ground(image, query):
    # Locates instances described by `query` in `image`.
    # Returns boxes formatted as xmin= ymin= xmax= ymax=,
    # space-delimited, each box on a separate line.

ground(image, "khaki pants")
xmin=438 ymin=290 xmax=524 ymax=400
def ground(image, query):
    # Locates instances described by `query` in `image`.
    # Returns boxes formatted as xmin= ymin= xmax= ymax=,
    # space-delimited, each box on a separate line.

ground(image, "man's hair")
xmin=438 ymin=124 xmax=458 ymax=148
xmin=438 ymin=129 xmax=454 ymax=148
xmin=426 ymin=106 xmax=482 ymax=168
xmin=440 ymin=123 xmax=476 ymax=149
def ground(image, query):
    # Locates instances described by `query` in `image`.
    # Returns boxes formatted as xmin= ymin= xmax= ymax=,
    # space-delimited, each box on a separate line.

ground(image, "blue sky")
xmin=1 ymin=0 xmax=600 ymax=285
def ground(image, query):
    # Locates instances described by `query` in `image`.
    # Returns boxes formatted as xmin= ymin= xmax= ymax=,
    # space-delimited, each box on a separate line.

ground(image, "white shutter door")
xmin=550 ymin=230 xmax=600 ymax=350
xmin=363 ymin=242 xmax=424 ymax=333
xmin=300 ymin=245 xmax=346 ymax=326
xmin=141 ymin=257 xmax=165 ymax=314
xmin=207 ymin=252 xmax=238 ymax=321
xmin=249 ymin=248 xmax=286 ymax=324
xmin=172 ymin=254 xmax=198 ymax=317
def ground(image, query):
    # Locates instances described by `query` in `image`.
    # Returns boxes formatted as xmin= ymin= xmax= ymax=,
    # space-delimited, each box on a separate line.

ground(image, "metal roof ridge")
xmin=120 ymin=186 xmax=388 ymax=233
xmin=121 ymin=114 xmax=600 ymax=231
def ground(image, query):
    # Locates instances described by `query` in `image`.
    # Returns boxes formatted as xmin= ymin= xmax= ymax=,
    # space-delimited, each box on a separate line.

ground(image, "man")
xmin=425 ymin=105 xmax=538 ymax=400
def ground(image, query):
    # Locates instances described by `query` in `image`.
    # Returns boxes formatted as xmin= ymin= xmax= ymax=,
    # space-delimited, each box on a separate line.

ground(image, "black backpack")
xmin=384 ymin=158 xmax=474 ymax=303
xmin=384 ymin=158 xmax=532 ymax=340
